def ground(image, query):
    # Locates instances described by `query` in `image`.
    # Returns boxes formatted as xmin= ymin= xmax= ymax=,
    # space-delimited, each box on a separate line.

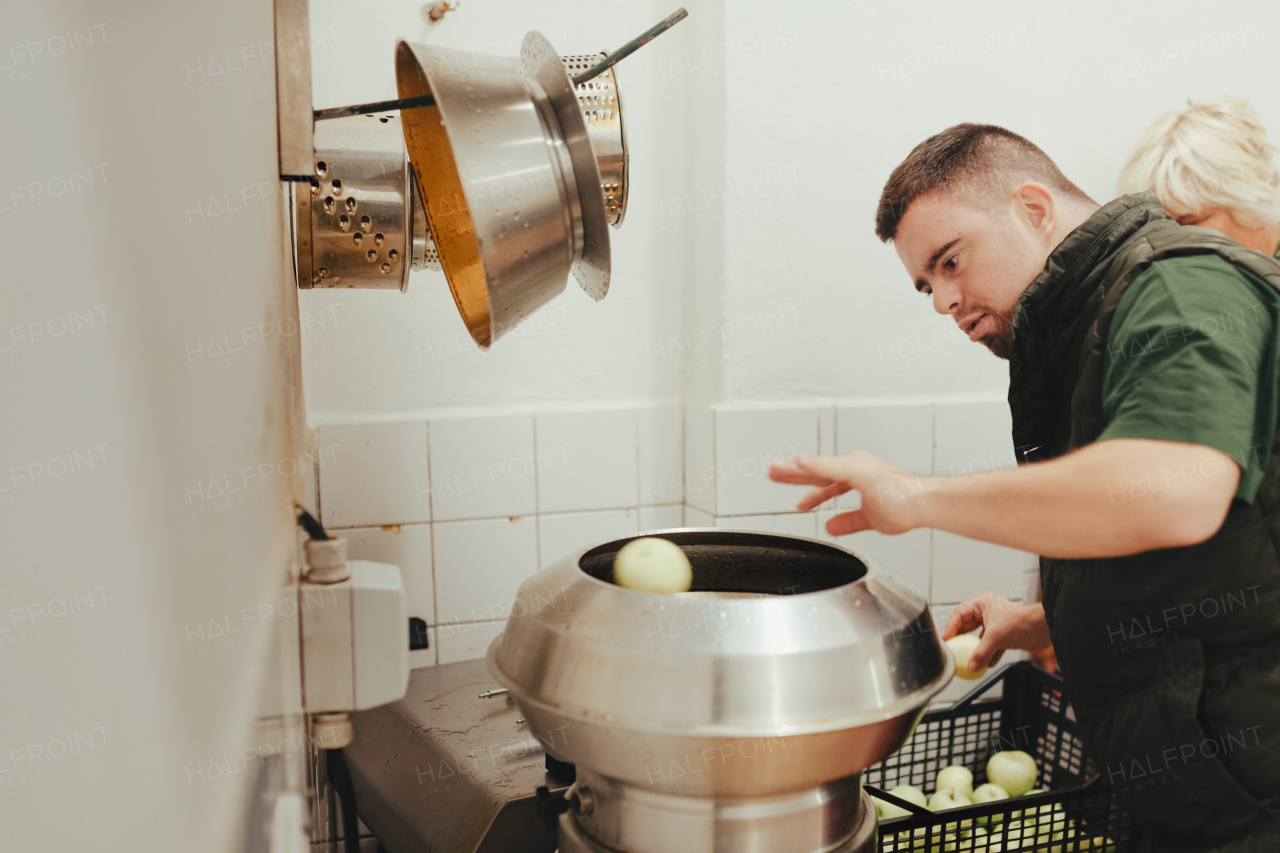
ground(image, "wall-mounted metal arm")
xmin=314 ymin=94 xmax=436 ymax=123
xmin=571 ymin=7 xmax=687 ymax=85
xmin=311 ymin=8 xmax=688 ymax=122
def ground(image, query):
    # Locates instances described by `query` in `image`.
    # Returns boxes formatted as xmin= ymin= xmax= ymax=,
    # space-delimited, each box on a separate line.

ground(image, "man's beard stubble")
xmin=977 ymin=311 xmax=1012 ymax=360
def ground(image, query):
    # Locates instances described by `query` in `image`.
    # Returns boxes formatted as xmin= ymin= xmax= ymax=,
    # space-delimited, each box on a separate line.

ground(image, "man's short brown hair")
xmin=874 ymin=123 xmax=1096 ymax=242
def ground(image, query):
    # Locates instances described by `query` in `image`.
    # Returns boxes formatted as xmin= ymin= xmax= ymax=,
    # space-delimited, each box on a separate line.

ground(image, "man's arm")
xmin=769 ymin=437 xmax=1239 ymax=559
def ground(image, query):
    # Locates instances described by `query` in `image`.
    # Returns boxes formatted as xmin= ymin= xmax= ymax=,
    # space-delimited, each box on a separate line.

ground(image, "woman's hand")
xmin=768 ymin=451 xmax=933 ymax=536
xmin=942 ymin=593 xmax=1055 ymax=672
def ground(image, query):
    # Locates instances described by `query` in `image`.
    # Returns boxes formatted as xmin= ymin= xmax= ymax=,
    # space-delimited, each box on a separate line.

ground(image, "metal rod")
xmin=312 ymin=7 xmax=687 ymax=121
xmin=478 ymin=688 xmax=510 ymax=699
xmin=572 ymin=8 xmax=688 ymax=85
xmin=313 ymin=94 xmax=437 ymax=122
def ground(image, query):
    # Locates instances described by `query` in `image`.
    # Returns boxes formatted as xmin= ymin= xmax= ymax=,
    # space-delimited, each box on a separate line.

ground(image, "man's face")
xmin=893 ymin=190 xmax=1051 ymax=360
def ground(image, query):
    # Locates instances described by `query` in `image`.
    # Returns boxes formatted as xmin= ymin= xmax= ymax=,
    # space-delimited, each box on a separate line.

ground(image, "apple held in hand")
xmin=986 ymin=750 xmax=1039 ymax=797
xmin=945 ymin=632 xmax=987 ymax=680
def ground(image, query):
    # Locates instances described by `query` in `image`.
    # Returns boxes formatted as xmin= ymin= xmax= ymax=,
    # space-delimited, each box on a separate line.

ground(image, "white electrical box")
xmin=300 ymin=560 xmax=409 ymax=714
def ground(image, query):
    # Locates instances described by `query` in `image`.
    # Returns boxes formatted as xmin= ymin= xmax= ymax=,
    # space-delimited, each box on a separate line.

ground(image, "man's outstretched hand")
xmin=768 ymin=451 xmax=931 ymax=536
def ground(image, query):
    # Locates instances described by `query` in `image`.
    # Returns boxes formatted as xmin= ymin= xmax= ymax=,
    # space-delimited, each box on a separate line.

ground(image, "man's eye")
xmin=920 ymin=286 xmax=932 ymax=297
xmin=943 ymin=255 xmax=958 ymax=271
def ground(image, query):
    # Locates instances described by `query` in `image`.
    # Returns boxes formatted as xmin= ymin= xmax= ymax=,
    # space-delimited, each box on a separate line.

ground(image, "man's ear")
xmin=1014 ymin=182 xmax=1055 ymax=236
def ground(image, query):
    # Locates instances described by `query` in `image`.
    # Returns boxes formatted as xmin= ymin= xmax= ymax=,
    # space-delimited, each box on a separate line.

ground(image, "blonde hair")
xmin=1118 ymin=96 xmax=1280 ymax=229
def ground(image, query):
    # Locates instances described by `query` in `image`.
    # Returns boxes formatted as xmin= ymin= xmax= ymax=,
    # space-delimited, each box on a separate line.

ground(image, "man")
xmin=770 ymin=124 xmax=1280 ymax=850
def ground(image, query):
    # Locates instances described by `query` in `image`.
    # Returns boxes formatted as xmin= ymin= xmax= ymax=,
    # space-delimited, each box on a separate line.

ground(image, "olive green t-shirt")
xmin=1099 ymin=254 xmax=1280 ymax=503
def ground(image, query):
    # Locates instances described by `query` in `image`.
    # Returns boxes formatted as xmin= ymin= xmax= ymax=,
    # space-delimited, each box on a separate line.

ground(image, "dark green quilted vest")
xmin=1007 ymin=194 xmax=1280 ymax=851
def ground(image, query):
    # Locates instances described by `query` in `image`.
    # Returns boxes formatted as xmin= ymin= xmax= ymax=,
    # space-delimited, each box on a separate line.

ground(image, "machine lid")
xmin=488 ymin=529 xmax=952 ymax=737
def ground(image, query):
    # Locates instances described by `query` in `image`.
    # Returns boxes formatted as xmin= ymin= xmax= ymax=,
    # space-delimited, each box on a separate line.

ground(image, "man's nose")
xmin=931 ymin=282 xmax=961 ymax=316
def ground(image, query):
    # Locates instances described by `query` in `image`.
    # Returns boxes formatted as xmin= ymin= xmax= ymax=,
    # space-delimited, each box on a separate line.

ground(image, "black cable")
xmin=294 ymin=502 xmax=330 ymax=541
xmin=325 ymin=748 xmax=361 ymax=853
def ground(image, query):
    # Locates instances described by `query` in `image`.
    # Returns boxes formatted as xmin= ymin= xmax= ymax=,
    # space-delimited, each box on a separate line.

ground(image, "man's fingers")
xmin=793 ymin=454 xmax=854 ymax=481
xmin=971 ymin=629 xmax=1004 ymax=672
xmin=768 ymin=460 xmax=831 ymax=486
xmin=797 ymin=482 xmax=847 ymax=511
xmin=824 ymin=510 xmax=870 ymax=536
xmin=941 ymin=599 xmax=985 ymax=640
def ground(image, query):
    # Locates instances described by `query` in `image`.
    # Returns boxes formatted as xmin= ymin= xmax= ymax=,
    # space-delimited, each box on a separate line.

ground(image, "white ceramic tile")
xmin=817 ymin=406 xmax=836 ymax=511
xmin=436 ymin=619 xmax=506 ymax=665
xmin=714 ymin=406 xmax=818 ymax=516
xmin=343 ymin=523 xmax=434 ymax=626
xmin=933 ymin=400 xmax=1016 ymax=477
xmin=684 ymin=505 xmax=714 ymax=527
xmin=931 ymin=531 xmax=1038 ymax=605
xmin=639 ymin=405 xmax=683 ymax=506
xmin=303 ymin=428 xmax=320 ymax=515
xmin=535 ymin=409 xmax=638 ymax=513
xmin=428 ymin=413 xmax=535 ymax=521
xmin=433 ymin=517 xmax=538 ymax=625
xmin=835 ymin=403 xmax=933 ymax=509
xmin=316 ymin=420 xmax=430 ymax=528
xmin=818 ymin=512 xmax=930 ymax=599
xmin=818 ymin=406 xmax=836 ymax=457
xmin=538 ymin=509 xmax=640 ymax=569
xmin=683 ymin=406 xmax=716 ymax=514
xmin=409 ymin=626 xmax=437 ymax=669
xmin=714 ymin=512 xmax=817 ymax=538
xmin=640 ymin=505 xmax=683 ymax=531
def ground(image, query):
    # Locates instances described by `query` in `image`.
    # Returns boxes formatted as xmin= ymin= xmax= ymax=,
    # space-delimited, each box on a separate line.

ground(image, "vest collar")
xmin=1007 ymin=193 xmax=1171 ymax=461
xmin=1011 ymin=193 xmax=1170 ymax=346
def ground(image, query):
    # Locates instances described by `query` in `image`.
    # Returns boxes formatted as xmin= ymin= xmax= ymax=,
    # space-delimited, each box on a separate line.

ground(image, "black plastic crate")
xmin=865 ymin=662 xmax=1139 ymax=852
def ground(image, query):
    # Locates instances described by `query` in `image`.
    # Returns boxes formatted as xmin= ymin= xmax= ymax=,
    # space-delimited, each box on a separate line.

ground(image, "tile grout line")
xmin=531 ymin=413 xmax=541 ymax=569
xmin=424 ymin=418 xmax=438 ymax=664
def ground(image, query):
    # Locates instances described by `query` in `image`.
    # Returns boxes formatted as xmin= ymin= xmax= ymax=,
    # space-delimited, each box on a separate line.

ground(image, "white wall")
xmin=302 ymin=0 xmax=1280 ymax=416
xmin=300 ymin=0 xmax=694 ymax=419
xmin=718 ymin=0 xmax=1280 ymax=402
xmin=298 ymin=0 xmax=1280 ymax=638
xmin=2 ymin=1 xmax=307 ymax=851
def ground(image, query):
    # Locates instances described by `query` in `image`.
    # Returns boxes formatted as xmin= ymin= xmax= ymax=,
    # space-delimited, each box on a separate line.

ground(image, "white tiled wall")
xmin=314 ymin=406 xmax=682 ymax=667
xmin=317 ymin=420 xmax=430 ymax=528
xmin=434 ymin=516 xmax=539 ymax=626
xmin=427 ymin=413 xmax=536 ymax=521
xmin=538 ymin=509 xmax=639 ymax=568
xmin=714 ymin=406 xmax=818 ymax=516
xmin=535 ymin=409 xmax=638 ymax=513
xmin=313 ymin=398 xmax=1036 ymax=668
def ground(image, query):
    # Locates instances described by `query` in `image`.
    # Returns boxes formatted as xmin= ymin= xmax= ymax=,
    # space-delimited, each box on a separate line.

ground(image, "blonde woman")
xmin=1119 ymin=95 xmax=1280 ymax=257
